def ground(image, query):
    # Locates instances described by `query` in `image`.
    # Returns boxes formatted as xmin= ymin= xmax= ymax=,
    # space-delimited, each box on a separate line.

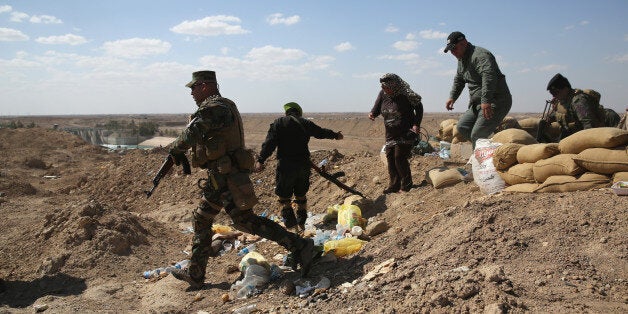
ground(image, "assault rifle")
xmin=145 ymin=154 xmax=191 ymax=198
xmin=535 ymin=99 xmax=554 ymax=143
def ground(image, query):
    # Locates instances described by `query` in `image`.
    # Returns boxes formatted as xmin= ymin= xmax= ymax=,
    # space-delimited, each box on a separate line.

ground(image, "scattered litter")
xmin=362 ymin=258 xmax=396 ymax=282
xmin=42 ymin=175 xmax=59 ymax=179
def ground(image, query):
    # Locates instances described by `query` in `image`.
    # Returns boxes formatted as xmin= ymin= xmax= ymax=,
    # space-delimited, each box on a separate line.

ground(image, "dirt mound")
xmin=0 ymin=116 xmax=626 ymax=313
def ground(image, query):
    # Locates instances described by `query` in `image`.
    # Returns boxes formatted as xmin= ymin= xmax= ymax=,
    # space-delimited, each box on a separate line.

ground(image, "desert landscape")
xmin=0 ymin=112 xmax=626 ymax=313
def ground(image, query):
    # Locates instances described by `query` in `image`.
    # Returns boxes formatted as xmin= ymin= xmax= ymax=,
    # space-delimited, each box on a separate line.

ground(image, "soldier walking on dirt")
xmin=168 ymin=71 xmax=315 ymax=289
xmin=444 ymin=31 xmax=512 ymax=148
xmin=369 ymin=73 xmax=423 ymax=194
xmin=254 ymin=102 xmax=343 ymax=232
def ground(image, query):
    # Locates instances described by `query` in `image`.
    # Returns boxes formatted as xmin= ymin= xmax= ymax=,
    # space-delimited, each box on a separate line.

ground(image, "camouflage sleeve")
xmin=170 ymin=103 xmax=234 ymax=154
xmin=571 ymin=94 xmax=596 ymax=129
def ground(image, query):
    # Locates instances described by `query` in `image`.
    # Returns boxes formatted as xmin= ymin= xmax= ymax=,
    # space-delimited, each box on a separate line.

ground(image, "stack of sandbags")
xmin=517 ymin=117 xmax=561 ymax=140
xmin=491 ymin=127 xmax=628 ymax=193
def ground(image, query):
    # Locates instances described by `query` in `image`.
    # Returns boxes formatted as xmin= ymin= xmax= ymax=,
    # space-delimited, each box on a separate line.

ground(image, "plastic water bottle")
xmin=317 ymin=158 xmax=328 ymax=168
xmin=232 ymin=303 xmax=257 ymax=313
xmin=142 ymin=260 xmax=190 ymax=279
xmin=237 ymin=244 xmax=256 ymax=257
xmin=236 ymin=284 xmax=258 ymax=299
xmin=175 ymin=259 xmax=190 ymax=270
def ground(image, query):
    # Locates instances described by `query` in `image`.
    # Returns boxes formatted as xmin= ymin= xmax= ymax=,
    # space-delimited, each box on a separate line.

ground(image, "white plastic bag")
xmin=470 ymin=139 xmax=505 ymax=194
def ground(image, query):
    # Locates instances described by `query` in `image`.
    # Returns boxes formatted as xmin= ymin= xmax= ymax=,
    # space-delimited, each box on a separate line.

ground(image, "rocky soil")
xmin=0 ymin=113 xmax=626 ymax=313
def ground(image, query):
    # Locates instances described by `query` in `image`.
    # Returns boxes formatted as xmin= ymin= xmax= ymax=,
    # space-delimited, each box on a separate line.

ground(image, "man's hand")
xmin=254 ymin=161 xmax=265 ymax=173
xmin=446 ymin=99 xmax=455 ymax=111
xmin=411 ymin=125 xmax=419 ymax=134
xmin=368 ymin=112 xmax=376 ymax=121
xmin=481 ymin=103 xmax=494 ymax=120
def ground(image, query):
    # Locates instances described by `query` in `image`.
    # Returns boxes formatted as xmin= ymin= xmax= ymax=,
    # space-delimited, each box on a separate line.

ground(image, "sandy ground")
xmin=0 ymin=113 xmax=626 ymax=313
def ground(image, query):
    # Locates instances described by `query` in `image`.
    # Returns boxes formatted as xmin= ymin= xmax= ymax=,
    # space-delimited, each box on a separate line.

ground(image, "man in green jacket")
xmin=444 ymin=31 xmax=512 ymax=147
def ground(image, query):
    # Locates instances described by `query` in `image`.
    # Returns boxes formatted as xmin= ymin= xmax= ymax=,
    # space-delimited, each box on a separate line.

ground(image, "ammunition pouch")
xmin=230 ymin=148 xmax=255 ymax=171
xmin=226 ymin=172 xmax=258 ymax=210
xmin=191 ymin=137 xmax=227 ymax=168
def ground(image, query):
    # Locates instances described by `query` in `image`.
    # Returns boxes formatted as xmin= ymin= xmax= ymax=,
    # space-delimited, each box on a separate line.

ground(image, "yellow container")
xmin=238 ymin=251 xmax=270 ymax=272
xmin=212 ymin=224 xmax=233 ymax=234
xmin=323 ymin=237 xmax=367 ymax=257
xmin=337 ymin=204 xmax=366 ymax=229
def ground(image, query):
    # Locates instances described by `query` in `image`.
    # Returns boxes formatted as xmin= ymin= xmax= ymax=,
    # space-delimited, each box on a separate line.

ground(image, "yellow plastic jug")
xmin=323 ymin=237 xmax=367 ymax=257
xmin=337 ymin=204 xmax=366 ymax=229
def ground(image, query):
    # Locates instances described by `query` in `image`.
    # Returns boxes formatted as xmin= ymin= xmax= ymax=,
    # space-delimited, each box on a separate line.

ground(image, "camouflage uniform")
xmin=169 ymin=90 xmax=312 ymax=287
xmin=553 ymin=89 xmax=620 ymax=137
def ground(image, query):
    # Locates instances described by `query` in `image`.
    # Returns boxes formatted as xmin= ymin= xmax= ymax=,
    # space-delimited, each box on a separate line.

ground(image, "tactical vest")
xmin=554 ymin=89 xmax=606 ymax=132
xmin=190 ymin=97 xmax=250 ymax=169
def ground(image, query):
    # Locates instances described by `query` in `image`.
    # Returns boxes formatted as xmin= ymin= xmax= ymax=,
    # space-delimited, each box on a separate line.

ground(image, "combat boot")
xmin=171 ymin=268 xmax=203 ymax=290
xmin=281 ymin=206 xmax=297 ymax=229
xmin=294 ymin=198 xmax=308 ymax=231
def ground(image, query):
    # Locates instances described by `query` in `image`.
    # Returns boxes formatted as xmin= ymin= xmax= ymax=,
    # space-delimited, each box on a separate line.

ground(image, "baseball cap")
xmin=185 ymin=70 xmax=217 ymax=88
xmin=443 ymin=31 xmax=465 ymax=53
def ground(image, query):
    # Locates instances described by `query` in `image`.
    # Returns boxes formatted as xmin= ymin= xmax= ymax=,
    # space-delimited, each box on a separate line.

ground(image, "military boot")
xmin=281 ymin=206 xmax=297 ymax=229
xmin=294 ymin=198 xmax=308 ymax=231
xmin=171 ymin=265 xmax=203 ymax=289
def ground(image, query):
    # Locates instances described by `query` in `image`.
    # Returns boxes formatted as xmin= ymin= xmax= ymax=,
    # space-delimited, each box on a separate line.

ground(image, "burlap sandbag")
xmin=499 ymin=163 xmax=535 ymax=185
xmin=534 ymin=172 xmax=610 ymax=193
xmin=493 ymin=143 xmax=524 ymax=171
xmin=503 ymin=183 xmax=539 ymax=193
xmin=452 ymin=125 xmax=467 ymax=144
xmin=427 ymin=167 xmax=463 ymax=189
xmin=518 ymin=117 xmax=539 ymax=130
xmin=439 ymin=119 xmax=457 ymax=141
xmin=613 ymin=172 xmax=628 ymax=183
xmin=572 ymin=147 xmax=628 ymax=174
xmin=558 ymin=127 xmax=628 ymax=154
xmin=533 ymin=154 xmax=584 ymax=183
xmin=516 ymin=143 xmax=560 ymax=164
xmin=492 ymin=128 xmax=538 ymax=145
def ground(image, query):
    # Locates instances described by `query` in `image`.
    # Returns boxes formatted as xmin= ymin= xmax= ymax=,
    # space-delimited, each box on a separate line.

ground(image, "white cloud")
xmin=220 ymin=47 xmax=229 ymax=55
xmin=608 ymin=54 xmax=628 ymax=63
xmin=419 ymin=29 xmax=447 ymax=39
xmin=266 ymin=13 xmax=300 ymax=26
xmin=10 ymin=11 xmax=29 ymax=22
xmin=246 ymin=45 xmax=306 ymax=63
xmin=334 ymin=42 xmax=354 ymax=52
xmin=537 ymin=64 xmax=567 ymax=72
xmin=564 ymin=25 xmax=575 ymax=30
xmin=30 ymin=15 xmax=63 ymax=24
xmin=385 ymin=24 xmax=399 ymax=33
xmin=198 ymin=45 xmax=334 ymax=80
xmin=170 ymin=15 xmax=250 ymax=36
xmin=518 ymin=68 xmax=531 ymax=73
xmin=0 ymin=5 xmax=11 ymax=13
xmin=378 ymin=53 xmax=440 ymax=72
xmin=0 ymin=27 xmax=29 ymax=41
xmin=579 ymin=20 xmax=589 ymax=26
xmin=102 ymin=38 xmax=171 ymax=59
xmin=379 ymin=53 xmax=420 ymax=61
xmin=36 ymin=34 xmax=87 ymax=45
xmin=405 ymin=33 xmax=416 ymax=40
xmin=353 ymin=72 xmax=383 ymax=80
xmin=393 ymin=40 xmax=418 ymax=51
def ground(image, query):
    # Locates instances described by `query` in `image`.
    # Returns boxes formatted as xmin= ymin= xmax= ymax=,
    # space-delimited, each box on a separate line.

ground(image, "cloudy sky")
xmin=1 ymin=0 xmax=627 ymax=115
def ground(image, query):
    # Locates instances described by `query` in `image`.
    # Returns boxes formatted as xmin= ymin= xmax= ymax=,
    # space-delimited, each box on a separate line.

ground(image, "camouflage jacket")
xmin=450 ymin=43 xmax=511 ymax=107
xmin=170 ymin=95 xmax=244 ymax=167
xmin=554 ymin=89 xmax=605 ymax=132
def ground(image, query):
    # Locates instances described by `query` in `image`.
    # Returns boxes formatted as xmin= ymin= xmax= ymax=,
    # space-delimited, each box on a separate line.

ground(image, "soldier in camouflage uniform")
xmin=169 ymin=71 xmax=315 ymax=289
xmin=545 ymin=73 xmax=621 ymax=139
xmin=444 ymin=31 xmax=512 ymax=148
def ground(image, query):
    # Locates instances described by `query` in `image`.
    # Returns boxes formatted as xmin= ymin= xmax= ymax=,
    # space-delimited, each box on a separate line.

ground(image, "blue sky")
xmin=1 ymin=0 xmax=627 ymax=115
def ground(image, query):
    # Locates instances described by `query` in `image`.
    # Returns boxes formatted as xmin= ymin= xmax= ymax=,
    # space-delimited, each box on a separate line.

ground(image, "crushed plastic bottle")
xmin=237 ymin=244 xmax=256 ymax=257
xmin=317 ymin=158 xmax=328 ymax=168
xmin=142 ymin=259 xmax=190 ymax=279
xmin=232 ymin=303 xmax=257 ymax=314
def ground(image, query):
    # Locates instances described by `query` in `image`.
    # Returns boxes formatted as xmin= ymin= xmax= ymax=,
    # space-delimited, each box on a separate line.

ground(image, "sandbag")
xmin=503 ymin=183 xmax=539 ymax=193
xmin=516 ymin=143 xmax=560 ymax=164
xmin=439 ymin=119 xmax=457 ymax=141
xmin=441 ymin=123 xmax=455 ymax=142
xmin=518 ymin=117 xmax=539 ymax=130
xmin=499 ymin=163 xmax=535 ymax=185
xmin=613 ymin=172 xmax=628 ymax=183
xmin=493 ymin=143 xmax=524 ymax=171
xmin=427 ymin=167 xmax=464 ymax=189
xmin=533 ymin=154 xmax=584 ymax=183
xmin=534 ymin=172 xmax=610 ymax=193
xmin=492 ymin=128 xmax=538 ymax=145
xmin=558 ymin=127 xmax=628 ymax=154
xmin=572 ymin=148 xmax=628 ymax=174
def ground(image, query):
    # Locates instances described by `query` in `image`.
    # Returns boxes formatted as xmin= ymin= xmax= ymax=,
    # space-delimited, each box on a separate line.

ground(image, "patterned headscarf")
xmin=379 ymin=73 xmax=422 ymax=108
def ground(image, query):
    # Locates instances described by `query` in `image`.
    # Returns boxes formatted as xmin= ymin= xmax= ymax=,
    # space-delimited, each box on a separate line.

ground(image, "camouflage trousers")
xmin=187 ymin=169 xmax=306 ymax=283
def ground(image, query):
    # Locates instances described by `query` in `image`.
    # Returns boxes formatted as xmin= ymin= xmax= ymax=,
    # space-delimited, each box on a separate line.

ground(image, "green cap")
xmin=185 ymin=70 xmax=217 ymax=87
xmin=283 ymin=102 xmax=303 ymax=116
